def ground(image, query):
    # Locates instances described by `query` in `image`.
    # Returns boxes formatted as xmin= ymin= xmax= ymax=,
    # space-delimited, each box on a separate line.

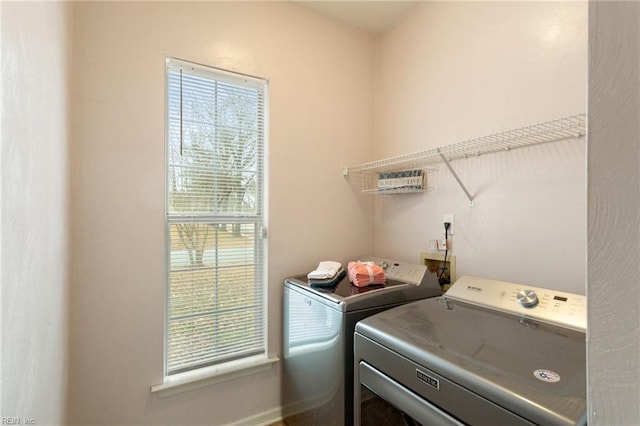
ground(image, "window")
xmin=165 ymin=58 xmax=268 ymax=376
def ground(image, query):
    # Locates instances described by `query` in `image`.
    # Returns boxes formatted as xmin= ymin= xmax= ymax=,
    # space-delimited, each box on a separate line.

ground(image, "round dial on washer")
xmin=517 ymin=290 xmax=539 ymax=308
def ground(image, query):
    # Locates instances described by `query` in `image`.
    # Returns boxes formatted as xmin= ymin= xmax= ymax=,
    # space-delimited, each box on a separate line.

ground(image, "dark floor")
xmin=270 ymin=398 xmax=413 ymax=426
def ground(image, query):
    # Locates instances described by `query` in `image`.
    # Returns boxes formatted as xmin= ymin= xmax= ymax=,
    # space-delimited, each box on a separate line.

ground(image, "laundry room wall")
xmin=587 ymin=2 xmax=640 ymax=423
xmin=373 ymin=2 xmax=587 ymax=294
xmin=1 ymin=1 xmax=71 ymax=424
xmin=69 ymin=2 xmax=374 ymax=424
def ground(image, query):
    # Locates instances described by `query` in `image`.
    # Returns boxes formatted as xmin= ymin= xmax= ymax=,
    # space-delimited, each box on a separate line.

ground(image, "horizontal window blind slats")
xmin=168 ymin=342 xmax=264 ymax=364
xmin=167 ymin=109 xmax=267 ymax=128
xmin=169 ymin=260 xmax=261 ymax=272
xmin=168 ymin=162 xmax=259 ymax=175
xmin=168 ymin=161 xmax=260 ymax=175
xmin=167 ymin=80 xmax=262 ymax=101
xmin=167 ymin=307 xmax=265 ymax=373
xmin=169 ymin=320 xmax=265 ymax=341
xmin=168 ymin=184 xmax=258 ymax=201
xmin=168 ymin=348 xmax=265 ymax=375
xmin=166 ymin=59 xmax=266 ymax=88
xmin=168 ymin=268 xmax=262 ymax=287
xmin=168 ymin=204 xmax=258 ymax=216
xmin=169 ymin=292 xmax=264 ymax=318
xmin=169 ymin=330 xmax=265 ymax=346
xmin=168 ymin=340 xmax=265 ymax=361
xmin=167 ymin=217 xmax=263 ymax=225
xmin=168 ymin=73 xmax=262 ymax=96
xmin=170 ymin=79 xmax=258 ymax=97
xmin=168 ymin=166 xmax=259 ymax=180
xmin=165 ymin=57 xmax=267 ymax=376
xmin=168 ymin=118 xmax=261 ymax=135
xmin=170 ymin=303 xmax=262 ymax=323
xmin=168 ymin=330 xmax=266 ymax=347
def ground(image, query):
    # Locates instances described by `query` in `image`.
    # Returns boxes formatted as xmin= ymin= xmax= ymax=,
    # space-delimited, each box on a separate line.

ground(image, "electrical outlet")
xmin=437 ymin=239 xmax=450 ymax=251
xmin=443 ymin=214 xmax=454 ymax=235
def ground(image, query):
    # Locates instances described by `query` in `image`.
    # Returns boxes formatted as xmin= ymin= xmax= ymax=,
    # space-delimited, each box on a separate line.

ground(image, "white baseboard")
xmin=226 ymin=406 xmax=283 ymax=426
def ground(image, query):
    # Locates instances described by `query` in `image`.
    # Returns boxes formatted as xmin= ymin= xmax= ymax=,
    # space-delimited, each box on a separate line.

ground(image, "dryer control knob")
xmin=517 ymin=290 xmax=539 ymax=308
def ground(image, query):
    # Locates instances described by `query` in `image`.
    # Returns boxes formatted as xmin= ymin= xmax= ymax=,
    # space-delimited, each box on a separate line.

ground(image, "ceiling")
xmin=290 ymin=1 xmax=422 ymax=34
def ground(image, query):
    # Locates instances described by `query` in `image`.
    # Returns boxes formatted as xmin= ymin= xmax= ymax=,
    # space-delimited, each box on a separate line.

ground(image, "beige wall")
xmin=374 ymin=2 xmax=588 ymax=294
xmin=69 ymin=2 xmax=374 ymax=424
xmin=7 ymin=2 xmax=635 ymax=425
xmin=1 ymin=1 xmax=71 ymax=424
xmin=587 ymin=2 xmax=640 ymax=423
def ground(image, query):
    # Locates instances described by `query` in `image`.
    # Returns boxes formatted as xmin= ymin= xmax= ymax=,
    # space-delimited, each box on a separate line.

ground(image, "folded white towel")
xmin=307 ymin=261 xmax=342 ymax=280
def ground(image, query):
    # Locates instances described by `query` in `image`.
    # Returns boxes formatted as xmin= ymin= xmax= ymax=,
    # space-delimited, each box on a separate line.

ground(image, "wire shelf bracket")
xmin=438 ymin=152 xmax=475 ymax=207
xmin=342 ymin=113 xmax=586 ymax=206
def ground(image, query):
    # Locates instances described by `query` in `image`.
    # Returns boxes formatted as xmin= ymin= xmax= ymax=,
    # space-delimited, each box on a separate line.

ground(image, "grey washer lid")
xmin=356 ymin=297 xmax=586 ymax=426
xmin=285 ymin=273 xmax=441 ymax=312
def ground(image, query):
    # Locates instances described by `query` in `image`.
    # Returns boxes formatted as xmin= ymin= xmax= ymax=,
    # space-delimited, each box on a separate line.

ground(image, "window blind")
xmin=165 ymin=58 xmax=268 ymax=375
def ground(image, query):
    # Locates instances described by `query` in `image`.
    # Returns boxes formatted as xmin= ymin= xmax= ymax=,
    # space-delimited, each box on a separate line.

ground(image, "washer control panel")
xmin=357 ymin=256 xmax=428 ymax=286
xmin=445 ymin=275 xmax=586 ymax=332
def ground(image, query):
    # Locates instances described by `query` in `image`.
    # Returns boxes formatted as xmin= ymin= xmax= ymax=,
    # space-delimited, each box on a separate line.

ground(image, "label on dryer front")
xmin=416 ymin=369 xmax=440 ymax=389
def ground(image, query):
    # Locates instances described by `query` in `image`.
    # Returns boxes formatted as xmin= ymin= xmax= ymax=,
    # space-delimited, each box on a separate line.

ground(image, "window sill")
xmin=150 ymin=355 xmax=279 ymax=398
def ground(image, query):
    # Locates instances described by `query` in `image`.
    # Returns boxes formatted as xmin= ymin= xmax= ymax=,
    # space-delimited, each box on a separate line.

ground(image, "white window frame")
xmin=160 ymin=57 xmax=270 ymax=387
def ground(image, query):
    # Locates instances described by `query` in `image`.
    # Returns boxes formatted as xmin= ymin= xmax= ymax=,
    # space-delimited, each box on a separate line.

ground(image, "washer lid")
xmin=356 ymin=297 xmax=586 ymax=426
xmin=285 ymin=273 xmax=440 ymax=311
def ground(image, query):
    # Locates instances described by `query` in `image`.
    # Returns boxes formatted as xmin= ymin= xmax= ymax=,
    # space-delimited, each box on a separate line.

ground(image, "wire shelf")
xmin=342 ymin=113 xmax=586 ymax=200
